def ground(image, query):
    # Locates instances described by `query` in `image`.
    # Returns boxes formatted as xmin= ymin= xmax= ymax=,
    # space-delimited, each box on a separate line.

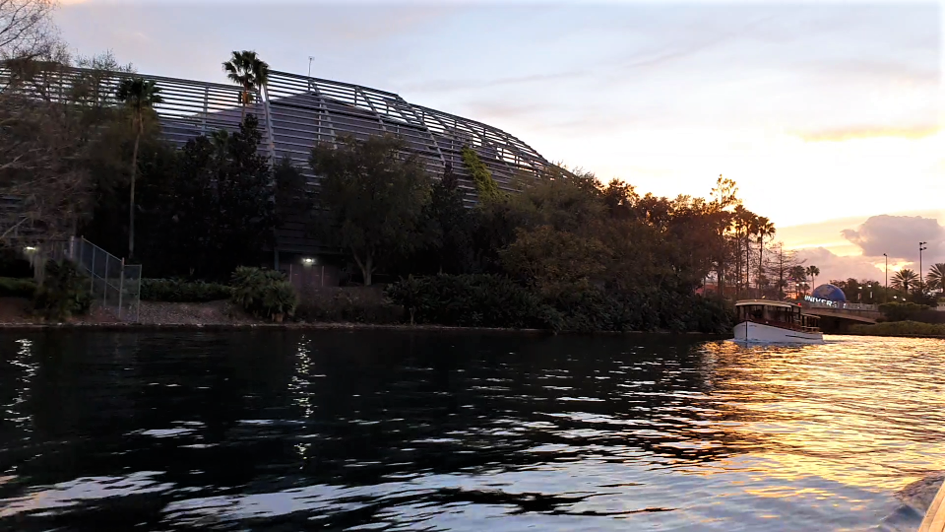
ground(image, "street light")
xmin=883 ymin=253 xmax=888 ymax=303
xmin=920 ymin=241 xmax=928 ymax=289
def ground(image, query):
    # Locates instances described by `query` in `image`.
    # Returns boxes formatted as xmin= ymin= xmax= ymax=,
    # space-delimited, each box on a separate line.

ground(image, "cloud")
xmin=795 ymin=125 xmax=939 ymax=142
xmin=841 ymin=215 xmax=945 ymax=260
xmin=795 ymin=247 xmax=886 ymax=285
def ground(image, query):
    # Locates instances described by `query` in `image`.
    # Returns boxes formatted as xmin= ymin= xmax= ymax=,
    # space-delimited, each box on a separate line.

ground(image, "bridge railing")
xmin=802 ymin=297 xmax=877 ymax=312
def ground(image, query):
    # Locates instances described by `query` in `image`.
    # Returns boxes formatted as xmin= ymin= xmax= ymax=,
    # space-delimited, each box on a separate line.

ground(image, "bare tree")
xmin=0 ymin=0 xmax=58 ymax=61
xmin=0 ymin=92 xmax=92 ymax=246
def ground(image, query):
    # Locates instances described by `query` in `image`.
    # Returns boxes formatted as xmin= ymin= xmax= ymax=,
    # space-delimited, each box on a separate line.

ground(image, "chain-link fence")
xmin=70 ymin=237 xmax=141 ymax=322
xmin=28 ymin=237 xmax=142 ymax=322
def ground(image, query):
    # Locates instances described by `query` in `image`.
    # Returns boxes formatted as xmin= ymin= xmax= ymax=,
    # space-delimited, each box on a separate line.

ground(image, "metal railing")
xmin=802 ymin=297 xmax=878 ymax=312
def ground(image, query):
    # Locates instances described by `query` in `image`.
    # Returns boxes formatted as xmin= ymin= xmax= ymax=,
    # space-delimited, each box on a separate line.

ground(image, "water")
xmin=1 ymin=331 xmax=944 ymax=531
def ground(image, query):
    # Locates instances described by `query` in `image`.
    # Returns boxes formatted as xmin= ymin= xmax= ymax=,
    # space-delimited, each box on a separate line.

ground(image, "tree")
xmin=273 ymin=156 xmax=313 ymax=226
xmin=765 ymin=242 xmax=803 ymax=300
xmin=223 ymin=50 xmax=270 ymax=120
xmin=501 ymin=224 xmax=610 ymax=296
xmin=0 ymin=0 xmax=58 ymax=61
xmin=755 ymin=217 xmax=775 ymax=291
xmin=461 ymin=146 xmax=501 ymax=201
xmin=805 ymin=265 xmax=820 ymax=292
xmin=0 ymin=93 xmax=91 ymax=246
xmin=789 ymin=265 xmax=807 ymax=298
xmin=115 ymin=77 xmax=163 ymax=259
xmin=926 ymin=263 xmax=945 ymax=294
xmin=215 ymin=115 xmax=276 ymax=276
xmin=891 ymin=269 xmax=919 ymax=293
xmin=708 ymin=175 xmax=739 ymax=299
xmin=416 ymin=163 xmax=475 ymax=274
xmin=310 ymin=135 xmax=431 ymax=286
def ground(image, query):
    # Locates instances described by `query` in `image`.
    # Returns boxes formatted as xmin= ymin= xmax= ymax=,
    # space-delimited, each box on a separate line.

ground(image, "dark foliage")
xmin=231 ymin=267 xmax=298 ymax=321
xmin=33 ymin=260 xmax=91 ymax=320
xmin=140 ymin=279 xmax=232 ymax=302
xmin=0 ymin=277 xmax=37 ymax=298
xmin=295 ymin=287 xmax=404 ymax=324
xmin=386 ymin=274 xmax=558 ymax=330
xmin=0 ymin=248 xmax=33 ymax=278
xmin=878 ymin=301 xmax=931 ymax=322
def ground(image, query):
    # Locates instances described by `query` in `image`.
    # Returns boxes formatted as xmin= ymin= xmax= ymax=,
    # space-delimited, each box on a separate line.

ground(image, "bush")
xmin=141 ymin=279 xmax=233 ymax=302
xmin=33 ymin=260 xmax=91 ymax=321
xmin=231 ymin=267 xmax=298 ymax=321
xmin=386 ymin=274 xmax=559 ymax=330
xmin=878 ymin=301 xmax=930 ymax=322
xmin=295 ymin=286 xmax=404 ymax=324
xmin=851 ymin=320 xmax=945 ymax=337
xmin=0 ymin=277 xmax=37 ymax=299
xmin=0 ymin=248 xmax=32 ymax=278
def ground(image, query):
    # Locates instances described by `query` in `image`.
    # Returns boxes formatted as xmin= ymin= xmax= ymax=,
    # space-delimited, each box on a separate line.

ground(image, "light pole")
xmin=307 ymin=56 xmax=314 ymax=92
xmin=883 ymin=253 xmax=888 ymax=303
xmin=920 ymin=242 xmax=928 ymax=291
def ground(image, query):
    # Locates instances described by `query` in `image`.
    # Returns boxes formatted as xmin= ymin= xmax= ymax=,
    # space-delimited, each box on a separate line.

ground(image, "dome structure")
xmin=811 ymin=284 xmax=847 ymax=302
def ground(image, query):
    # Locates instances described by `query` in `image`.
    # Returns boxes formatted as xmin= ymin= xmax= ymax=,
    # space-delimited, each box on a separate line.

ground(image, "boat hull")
xmin=732 ymin=321 xmax=824 ymax=344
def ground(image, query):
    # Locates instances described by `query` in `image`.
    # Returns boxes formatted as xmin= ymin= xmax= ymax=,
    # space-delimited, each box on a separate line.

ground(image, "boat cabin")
xmin=735 ymin=300 xmax=821 ymax=332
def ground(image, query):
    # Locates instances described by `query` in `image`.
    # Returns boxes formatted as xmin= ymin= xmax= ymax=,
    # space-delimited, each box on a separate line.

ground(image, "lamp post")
xmin=883 ymin=253 xmax=888 ymax=303
xmin=920 ymin=242 xmax=928 ymax=290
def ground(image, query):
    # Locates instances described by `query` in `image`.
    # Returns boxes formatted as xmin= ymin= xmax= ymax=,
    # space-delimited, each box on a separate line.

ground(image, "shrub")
xmin=0 ymin=248 xmax=32 ymax=278
xmin=295 ymin=287 xmax=404 ymax=324
xmin=0 ymin=277 xmax=37 ymax=299
xmin=878 ymin=301 xmax=930 ymax=322
xmin=851 ymin=320 xmax=945 ymax=337
xmin=33 ymin=260 xmax=91 ymax=321
xmin=141 ymin=279 xmax=233 ymax=302
xmin=231 ymin=267 xmax=298 ymax=321
xmin=386 ymin=274 xmax=559 ymax=330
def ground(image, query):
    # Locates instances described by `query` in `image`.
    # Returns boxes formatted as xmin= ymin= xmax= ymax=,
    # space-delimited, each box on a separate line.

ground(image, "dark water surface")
xmin=2 ymin=331 xmax=945 ymax=531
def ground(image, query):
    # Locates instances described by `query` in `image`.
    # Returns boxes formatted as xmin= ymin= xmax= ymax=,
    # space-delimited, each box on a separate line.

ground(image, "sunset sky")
xmin=53 ymin=0 xmax=944 ymax=284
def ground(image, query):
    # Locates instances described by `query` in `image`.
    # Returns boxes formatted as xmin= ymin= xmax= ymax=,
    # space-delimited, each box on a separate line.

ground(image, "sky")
xmin=52 ymin=0 xmax=945 ymax=284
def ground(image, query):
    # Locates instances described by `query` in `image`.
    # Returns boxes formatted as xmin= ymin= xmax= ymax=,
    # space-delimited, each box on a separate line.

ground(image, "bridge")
xmin=798 ymin=300 xmax=879 ymax=331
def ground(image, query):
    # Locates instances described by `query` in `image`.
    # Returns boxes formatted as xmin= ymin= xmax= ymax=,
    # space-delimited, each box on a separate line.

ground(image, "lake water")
xmin=1 ymin=331 xmax=944 ymax=531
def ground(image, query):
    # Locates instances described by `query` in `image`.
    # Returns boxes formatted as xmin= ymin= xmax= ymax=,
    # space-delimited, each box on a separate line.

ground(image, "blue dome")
xmin=811 ymin=284 xmax=847 ymax=302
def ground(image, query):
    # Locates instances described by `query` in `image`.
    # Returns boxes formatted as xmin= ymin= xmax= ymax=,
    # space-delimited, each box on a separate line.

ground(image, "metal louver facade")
xmin=0 ymin=65 xmax=552 ymax=256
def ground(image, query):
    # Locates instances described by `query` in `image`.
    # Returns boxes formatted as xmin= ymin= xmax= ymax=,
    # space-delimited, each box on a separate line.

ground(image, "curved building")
xmin=131 ymin=70 xmax=552 ymax=199
xmin=0 ymin=65 xmax=553 ymax=273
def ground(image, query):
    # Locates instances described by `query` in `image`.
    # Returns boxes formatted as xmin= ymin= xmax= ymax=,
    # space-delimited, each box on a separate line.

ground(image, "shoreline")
xmin=0 ymin=321 xmax=725 ymax=336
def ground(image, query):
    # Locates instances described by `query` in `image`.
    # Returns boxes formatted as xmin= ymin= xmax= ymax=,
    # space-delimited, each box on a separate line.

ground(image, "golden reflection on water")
xmin=699 ymin=336 xmax=945 ymax=491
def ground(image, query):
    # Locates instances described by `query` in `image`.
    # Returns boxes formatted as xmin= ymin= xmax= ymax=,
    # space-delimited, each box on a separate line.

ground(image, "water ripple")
xmin=0 ymin=332 xmax=942 ymax=531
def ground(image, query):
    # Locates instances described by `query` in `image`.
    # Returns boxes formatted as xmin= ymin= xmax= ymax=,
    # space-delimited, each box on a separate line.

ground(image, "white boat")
xmin=732 ymin=299 xmax=824 ymax=344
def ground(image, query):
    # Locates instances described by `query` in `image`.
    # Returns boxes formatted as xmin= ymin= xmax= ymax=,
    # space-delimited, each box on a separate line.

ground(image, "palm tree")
xmin=789 ymin=265 xmax=807 ymax=299
xmin=115 ymin=77 xmax=163 ymax=259
xmin=743 ymin=211 xmax=759 ymax=295
xmin=223 ymin=50 xmax=270 ymax=120
xmin=891 ymin=269 xmax=919 ymax=293
xmin=927 ymin=263 xmax=945 ymax=293
xmin=754 ymin=217 xmax=775 ymax=291
xmin=805 ymin=265 xmax=820 ymax=292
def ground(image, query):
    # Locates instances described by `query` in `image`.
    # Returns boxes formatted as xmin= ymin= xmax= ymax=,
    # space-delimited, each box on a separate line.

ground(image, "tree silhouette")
xmin=223 ymin=50 xmax=270 ymax=120
xmin=115 ymin=77 xmax=163 ymax=259
xmin=891 ymin=269 xmax=919 ymax=293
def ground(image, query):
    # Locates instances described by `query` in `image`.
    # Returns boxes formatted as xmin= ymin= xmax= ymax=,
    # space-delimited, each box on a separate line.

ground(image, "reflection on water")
xmin=0 ymin=332 xmax=943 ymax=531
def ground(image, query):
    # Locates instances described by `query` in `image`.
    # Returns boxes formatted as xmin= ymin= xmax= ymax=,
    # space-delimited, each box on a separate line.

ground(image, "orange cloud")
xmin=795 ymin=125 xmax=939 ymax=142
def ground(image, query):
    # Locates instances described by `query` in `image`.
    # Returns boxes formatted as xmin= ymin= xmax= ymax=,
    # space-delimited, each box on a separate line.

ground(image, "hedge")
xmin=140 ymin=279 xmax=233 ymax=302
